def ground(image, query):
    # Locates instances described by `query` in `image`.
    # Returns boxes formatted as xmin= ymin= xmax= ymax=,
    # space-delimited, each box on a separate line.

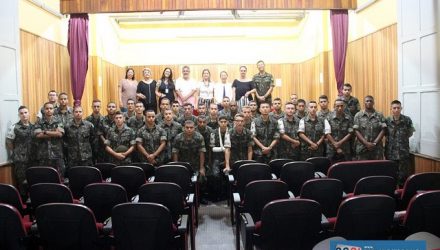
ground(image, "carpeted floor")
xmin=195 ymin=200 xmax=240 ymax=249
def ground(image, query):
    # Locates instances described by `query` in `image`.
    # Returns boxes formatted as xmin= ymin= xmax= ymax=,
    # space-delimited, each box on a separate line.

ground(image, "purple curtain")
xmin=330 ymin=10 xmax=348 ymax=96
xmin=68 ymin=14 xmax=89 ymax=106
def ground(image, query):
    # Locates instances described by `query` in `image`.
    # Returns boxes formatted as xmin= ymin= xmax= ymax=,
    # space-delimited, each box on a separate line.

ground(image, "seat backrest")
xmin=300 ymin=178 xmax=343 ymax=217
xmin=280 ymin=161 xmax=314 ymax=196
xmin=25 ymin=167 xmax=61 ymax=187
xmin=154 ymin=165 xmax=192 ymax=196
xmin=112 ymin=202 xmax=175 ymax=250
xmin=334 ymin=195 xmax=395 ymax=240
xmin=0 ymin=184 xmax=26 ymax=216
xmin=67 ymin=166 xmax=102 ymax=199
xmin=0 ymin=203 xmax=27 ymax=250
xmin=400 ymin=172 xmax=440 ymax=209
xmin=36 ymin=203 xmax=100 ymax=250
xmin=138 ymin=182 xmax=185 ymax=224
xmin=261 ymin=199 xmax=322 ymax=250
xmin=29 ymin=183 xmax=73 ymax=210
xmin=327 ymin=160 xmax=398 ymax=193
xmin=243 ymin=180 xmax=289 ymax=221
xmin=111 ymin=166 xmax=146 ymax=198
xmin=353 ymin=175 xmax=396 ymax=197
xmin=236 ymin=163 xmax=272 ymax=196
xmin=166 ymin=162 xmax=194 ymax=175
xmin=130 ymin=162 xmax=156 ymax=179
xmin=92 ymin=163 xmax=117 ymax=180
xmin=268 ymin=158 xmax=293 ymax=178
xmin=83 ymin=183 xmax=128 ymax=223
xmin=404 ymin=190 xmax=440 ymax=237
xmin=306 ymin=156 xmax=331 ymax=174
xmin=230 ymin=160 xmax=256 ymax=178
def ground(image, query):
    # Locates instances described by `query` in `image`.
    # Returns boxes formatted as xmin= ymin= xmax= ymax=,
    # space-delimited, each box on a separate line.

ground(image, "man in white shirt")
xmin=175 ymin=65 xmax=197 ymax=108
xmin=214 ymin=71 xmax=233 ymax=110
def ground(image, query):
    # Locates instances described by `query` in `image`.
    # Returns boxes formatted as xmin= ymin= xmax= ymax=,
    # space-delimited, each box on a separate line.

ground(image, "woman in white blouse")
xmin=197 ymin=68 xmax=215 ymax=110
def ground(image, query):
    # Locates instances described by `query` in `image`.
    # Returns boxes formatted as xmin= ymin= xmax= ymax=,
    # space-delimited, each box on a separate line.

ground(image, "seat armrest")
xmin=147 ymin=176 xmax=155 ymax=182
xmin=131 ymin=195 xmax=139 ymax=203
xmin=288 ymin=191 xmax=295 ymax=198
xmin=103 ymin=217 xmax=112 ymax=235
xmin=271 ymin=173 xmax=277 ymax=180
xmin=233 ymin=193 xmax=241 ymax=206
xmin=321 ymin=215 xmax=332 ymax=229
xmin=63 ymin=178 xmax=69 ymax=186
xmin=228 ymin=174 xmax=235 ymax=183
xmin=186 ymin=193 xmax=194 ymax=205
xmin=394 ymin=210 xmax=406 ymax=222
xmin=314 ymin=172 xmax=326 ymax=178
xmin=241 ymin=213 xmax=255 ymax=230
xmin=178 ymin=214 xmax=189 ymax=233
xmin=342 ymin=191 xmax=347 ymax=198
xmin=191 ymin=174 xmax=198 ymax=183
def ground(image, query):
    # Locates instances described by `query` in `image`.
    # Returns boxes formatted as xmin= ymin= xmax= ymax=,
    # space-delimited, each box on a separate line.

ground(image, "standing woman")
xmin=232 ymin=66 xmax=256 ymax=110
xmin=137 ymin=68 xmax=158 ymax=112
xmin=155 ymin=67 xmax=176 ymax=103
xmin=118 ymin=68 xmax=138 ymax=112
xmin=197 ymin=69 xmax=215 ymax=110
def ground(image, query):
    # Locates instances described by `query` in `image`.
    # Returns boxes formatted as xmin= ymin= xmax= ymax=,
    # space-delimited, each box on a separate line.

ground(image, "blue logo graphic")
xmin=330 ymin=240 xmax=426 ymax=250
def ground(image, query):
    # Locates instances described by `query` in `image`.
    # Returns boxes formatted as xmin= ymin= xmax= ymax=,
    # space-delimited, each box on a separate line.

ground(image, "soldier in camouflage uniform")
xmin=171 ymin=101 xmax=182 ymax=120
xmin=298 ymin=101 xmax=331 ymax=161
xmin=249 ymin=101 xmax=259 ymax=119
xmin=37 ymin=90 xmax=59 ymax=120
xmin=317 ymin=95 xmax=331 ymax=121
xmin=385 ymin=100 xmax=415 ymax=186
xmin=64 ymin=106 xmax=94 ymax=168
xmin=104 ymin=111 xmax=136 ymax=165
xmin=136 ymin=110 xmax=167 ymax=166
xmin=196 ymin=115 xmax=214 ymax=167
xmin=127 ymin=101 xmax=145 ymax=163
xmin=34 ymin=102 xmax=65 ymax=174
xmin=160 ymin=109 xmax=183 ymax=163
xmin=55 ymin=92 xmax=74 ymax=125
xmin=326 ymin=99 xmax=354 ymax=161
xmin=86 ymin=99 xmax=105 ymax=163
xmin=278 ymin=102 xmax=301 ymax=160
xmin=295 ymin=99 xmax=308 ymax=120
xmin=269 ymin=98 xmax=284 ymax=120
xmin=172 ymin=120 xmax=206 ymax=176
xmin=177 ymin=103 xmax=198 ymax=126
xmin=206 ymin=103 xmax=220 ymax=130
xmin=6 ymin=106 xmax=34 ymax=197
xmin=224 ymin=114 xmax=254 ymax=172
xmin=242 ymin=105 xmax=253 ymax=130
xmin=342 ymin=83 xmax=361 ymax=118
xmin=155 ymin=97 xmax=171 ymax=125
xmin=251 ymin=102 xmax=280 ymax=163
xmin=353 ymin=96 xmax=387 ymax=160
xmin=218 ymin=97 xmax=232 ymax=121
xmin=100 ymin=102 xmax=117 ymax=141
xmin=252 ymin=60 xmax=275 ymax=106
xmin=123 ymin=98 xmax=136 ymax=120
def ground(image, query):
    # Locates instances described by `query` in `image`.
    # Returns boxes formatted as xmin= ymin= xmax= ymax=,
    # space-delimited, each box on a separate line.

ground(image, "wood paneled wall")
xmin=20 ymin=30 xmax=123 ymax=121
xmin=61 ymin=0 xmax=357 ymax=14
xmin=414 ymin=154 xmax=440 ymax=174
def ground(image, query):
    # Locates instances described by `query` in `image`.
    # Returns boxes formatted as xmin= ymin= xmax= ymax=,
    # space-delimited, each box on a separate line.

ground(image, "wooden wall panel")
xmin=61 ymin=0 xmax=357 ymax=14
xmin=414 ymin=154 xmax=440 ymax=174
xmin=0 ymin=164 xmax=14 ymax=185
xmin=20 ymin=30 xmax=123 ymax=120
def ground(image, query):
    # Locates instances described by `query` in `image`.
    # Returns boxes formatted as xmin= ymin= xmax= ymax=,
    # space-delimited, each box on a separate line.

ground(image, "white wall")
xmin=0 ymin=0 xmax=21 ymax=164
xmin=398 ymin=0 xmax=440 ymax=157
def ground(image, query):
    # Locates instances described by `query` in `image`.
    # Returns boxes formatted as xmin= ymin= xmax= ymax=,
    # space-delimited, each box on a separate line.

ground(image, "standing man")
xmin=86 ymin=99 xmax=105 ymax=163
xmin=127 ymin=101 xmax=145 ymax=133
xmin=155 ymin=97 xmax=171 ymax=124
xmin=326 ymin=99 xmax=354 ymax=161
xmin=252 ymin=60 xmax=275 ymax=106
xmin=177 ymin=103 xmax=198 ymax=126
xmin=269 ymin=97 xmax=284 ymax=120
xmin=278 ymin=102 xmax=301 ymax=160
xmin=34 ymin=102 xmax=65 ymax=174
xmin=290 ymin=94 xmax=298 ymax=106
xmin=123 ymin=98 xmax=136 ymax=120
xmin=295 ymin=99 xmax=307 ymax=119
xmin=298 ymin=101 xmax=331 ymax=161
xmin=251 ymin=101 xmax=280 ymax=163
xmin=342 ymin=83 xmax=361 ymax=118
xmin=224 ymin=114 xmax=254 ymax=172
xmin=104 ymin=111 xmax=136 ymax=165
xmin=317 ymin=95 xmax=331 ymax=121
xmin=55 ymin=92 xmax=73 ymax=125
xmin=37 ymin=90 xmax=58 ymax=120
xmin=136 ymin=110 xmax=167 ymax=166
xmin=176 ymin=65 xmax=197 ymax=107
xmin=206 ymin=103 xmax=220 ymax=130
xmin=353 ymin=96 xmax=387 ymax=160
xmin=173 ymin=120 xmax=206 ymax=176
xmin=160 ymin=109 xmax=183 ymax=163
xmin=385 ymin=100 xmax=415 ymax=186
xmin=242 ymin=105 xmax=253 ymax=129
xmin=64 ymin=106 xmax=94 ymax=168
xmin=6 ymin=106 xmax=34 ymax=197
xmin=196 ymin=115 xmax=214 ymax=170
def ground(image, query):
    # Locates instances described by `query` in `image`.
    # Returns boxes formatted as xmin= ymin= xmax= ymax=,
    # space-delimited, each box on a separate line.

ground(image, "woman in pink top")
xmin=118 ymin=68 xmax=138 ymax=112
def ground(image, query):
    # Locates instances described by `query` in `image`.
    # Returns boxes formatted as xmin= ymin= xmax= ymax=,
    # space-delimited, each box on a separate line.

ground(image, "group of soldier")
xmin=6 ymin=82 xmax=414 ymax=200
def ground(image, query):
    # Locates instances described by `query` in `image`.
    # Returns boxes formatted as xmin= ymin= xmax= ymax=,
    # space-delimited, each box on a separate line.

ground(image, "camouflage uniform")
xmin=104 ymin=125 xmax=136 ymax=165
xmin=206 ymin=116 xmax=219 ymax=130
xmin=86 ymin=114 xmax=105 ymax=163
xmin=327 ymin=111 xmax=354 ymax=160
xmin=160 ymin=121 xmax=183 ymax=163
xmin=127 ymin=115 xmax=145 ymax=162
xmin=55 ymin=107 xmax=74 ymax=125
xmin=277 ymin=116 xmax=301 ymax=160
xmin=252 ymin=72 xmax=274 ymax=104
xmin=136 ymin=124 xmax=167 ymax=166
xmin=385 ymin=114 xmax=415 ymax=186
xmin=196 ymin=125 xmax=214 ymax=164
xmin=229 ymin=127 xmax=254 ymax=163
xmin=294 ymin=110 xmax=307 ymax=120
xmin=64 ymin=120 xmax=94 ymax=167
xmin=6 ymin=121 xmax=35 ymax=196
xmin=34 ymin=116 xmax=65 ymax=174
xmin=317 ymin=110 xmax=331 ymax=121
xmin=269 ymin=111 xmax=285 ymax=120
xmin=251 ymin=116 xmax=280 ymax=163
xmin=177 ymin=115 xmax=198 ymax=126
xmin=123 ymin=111 xmax=135 ymax=121
xmin=298 ymin=116 xmax=328 ymax=161
xmin=101 ymin=115 xmax=115 ymax=137
xmin=343 ymin=96 xmax=361 ymax=118
xmin=353 ymin=110 xmax=387 ymax=160
xmin=172 ymin=131 xmax=206 ymax=172
xmin=208 ymin=128 xmax=231 ymax=200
